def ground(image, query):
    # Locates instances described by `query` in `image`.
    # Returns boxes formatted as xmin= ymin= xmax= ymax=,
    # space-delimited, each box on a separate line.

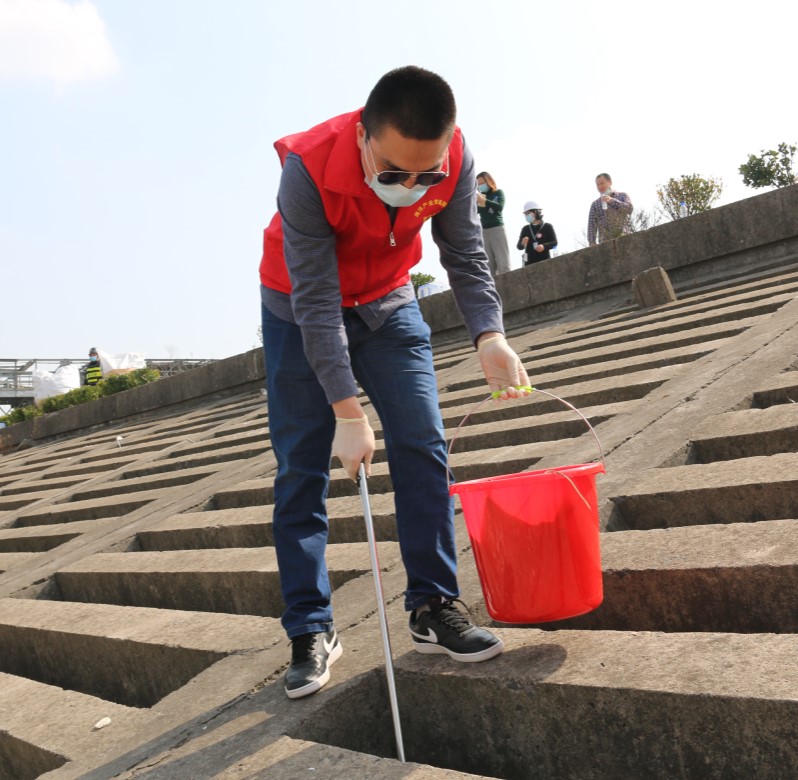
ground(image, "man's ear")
xmin=356 ymin=122 xmax=366 ymax=150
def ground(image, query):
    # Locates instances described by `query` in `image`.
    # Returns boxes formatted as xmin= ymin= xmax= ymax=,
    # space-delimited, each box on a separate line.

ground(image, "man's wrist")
xmin=332 ymin=396 xmax=362 ymax=418
xmin=476 ymin=332 xmax=505 ymax=351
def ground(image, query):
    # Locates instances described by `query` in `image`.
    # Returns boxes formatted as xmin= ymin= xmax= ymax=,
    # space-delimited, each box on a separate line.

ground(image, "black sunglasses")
xmin=366 ymin=139 xmax=449 ymax=187
xmin=376 ymin=168 xmax=449 ymax=187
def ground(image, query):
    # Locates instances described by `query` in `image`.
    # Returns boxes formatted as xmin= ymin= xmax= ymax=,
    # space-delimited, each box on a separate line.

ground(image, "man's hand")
xmin=521 ymin=236 xmax=529 ymax=247
xmin=535 ymin=244 xmax=545 ymax=253
xmin=332 ymin=415 xmax=376 ymax=481
xmin=477 ymin=334 xmax=531 ymax=400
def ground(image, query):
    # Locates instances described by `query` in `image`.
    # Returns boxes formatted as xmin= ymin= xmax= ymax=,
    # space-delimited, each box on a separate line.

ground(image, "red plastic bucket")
xmin=448 ymin=388 xmax=605 ymax=624
xmin=450 ymin=462 xmax=604 ymax=623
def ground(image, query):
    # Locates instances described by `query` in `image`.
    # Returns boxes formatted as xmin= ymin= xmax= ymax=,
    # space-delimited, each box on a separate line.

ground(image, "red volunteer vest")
xmin=259 ymin=109 xmax=463 ymax=307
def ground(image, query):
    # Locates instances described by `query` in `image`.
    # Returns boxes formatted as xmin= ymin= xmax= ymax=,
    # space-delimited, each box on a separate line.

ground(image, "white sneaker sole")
xmin=284 ymin=641 xmax=343 ymax=699
xmin=412 ymin=636 xmax=504 ymax=663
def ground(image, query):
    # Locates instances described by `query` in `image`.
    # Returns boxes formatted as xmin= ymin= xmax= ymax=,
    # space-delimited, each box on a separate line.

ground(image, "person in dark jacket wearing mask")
xmin=517 ymin=200 xmax=558 ymax=265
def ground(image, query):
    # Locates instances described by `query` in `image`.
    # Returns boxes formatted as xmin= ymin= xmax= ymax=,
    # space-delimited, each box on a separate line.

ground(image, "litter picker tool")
xmin=357 ymin=463 xmax=406 ymax=762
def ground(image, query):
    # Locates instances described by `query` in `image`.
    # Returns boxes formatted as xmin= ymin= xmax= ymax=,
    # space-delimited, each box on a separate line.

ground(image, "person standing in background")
xmin=82 ymin=347 xmax=103 ymax=386
xmin=517 ymin=200 xmax=558 ymax=265
xmin=476 ymin=171 xmax=511 ymax=276
xmin=586 ymin=173 xmax=633 ymax=245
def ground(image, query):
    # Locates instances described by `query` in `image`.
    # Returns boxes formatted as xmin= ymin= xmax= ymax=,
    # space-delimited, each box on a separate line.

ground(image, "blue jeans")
xmin=262 ymin=300 xmax=458 ymax=638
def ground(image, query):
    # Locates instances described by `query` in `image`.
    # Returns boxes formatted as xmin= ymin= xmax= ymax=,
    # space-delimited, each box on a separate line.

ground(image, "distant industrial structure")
xmin=0 ymin=357 xmax=215 ymax=410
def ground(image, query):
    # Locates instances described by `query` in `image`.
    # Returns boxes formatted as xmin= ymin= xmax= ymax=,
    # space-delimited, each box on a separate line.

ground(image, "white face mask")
xmin=363 ymin=139 xmax=430 ymax=207
xmin=365 ymin=175 xmax=430 ymax=207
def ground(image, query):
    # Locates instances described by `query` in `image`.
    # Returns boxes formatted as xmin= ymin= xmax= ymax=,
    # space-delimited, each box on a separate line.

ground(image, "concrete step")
xmin=585 ymin=263 xmax=798 ymax=327
xmin=438 ymin=364 xmax=677 ymax=412
xmin=441 ymin=383 xmax=652 ymax=430
xmin=43 ymin=455 xmax=138 ymax=479
xmin=0 ymin=553 xmax=41 ymax=574
xmin=138 ymin=493 xmax=401 ymax=551
xmin=0 ymin=598 xmax=279 ymax=707
xmin=444 ymin=338 xmax=726 ymax=395
xmin=752 ymin=370 xmax=798 ymax=408
xmin=207 ymin=435 xmax=588 ymax=512
xmin=442 ymin=401 xmax=622 ymax=454
xmin=608 ymin=453 xmax=798 ymax=530
xmin=0 ymin=489 xmax=64 ymax=512
xmin=53 ymin=543 xmax=400 ymax=617
xmin=521 ymin=318 xmax=755 ymax=376
xmin=0 ymin=672 xmax=157 ymax=777
xmin=69 ymin=464 xmax=223 ymax=502
xmin=1 ymin=474 xmax=88 ymax=496
xmin=360 ymin=629 xmax=798 ymax=779
xmin=120 ymin=440 xmax=272 ymax=479
xmin=14 ymin=491 xmax=160 ymax=527
xmin=136 ymin=733 xmax=494 ymax=779
xmin=689 ymin=406 xmax=798 ymax=462
xmin=0 ymin=518 xmax=114 ymax=552
xmin=172 ymin=426 xmax=269 ymax=456
xmin=536 ymin=289 xmax=795 ymax=358
xmin=76 ymin=434 xmax=194 ymax=463
xmin=515 ymin=520 xmax=798 ymax=633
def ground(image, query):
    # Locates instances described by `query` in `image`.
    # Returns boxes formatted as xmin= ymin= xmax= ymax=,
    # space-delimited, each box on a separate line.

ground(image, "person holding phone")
xmin=476 ymin=171 xmax=511 ymax=276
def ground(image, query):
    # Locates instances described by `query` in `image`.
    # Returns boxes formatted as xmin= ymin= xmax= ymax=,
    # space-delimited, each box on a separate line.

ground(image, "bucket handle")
xmin=446 ymin=386 xmax=606 ymax=487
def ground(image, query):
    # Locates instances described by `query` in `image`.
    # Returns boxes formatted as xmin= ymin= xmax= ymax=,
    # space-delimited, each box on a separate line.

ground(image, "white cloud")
xmin=0 ymin=0 xmax=118 ymax=84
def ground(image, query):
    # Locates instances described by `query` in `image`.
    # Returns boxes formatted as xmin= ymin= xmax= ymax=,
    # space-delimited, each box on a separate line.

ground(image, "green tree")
xmin=410 ymin=272 xmax=435 ymax=297
xmin=656 ymin=174 xmax=723 ymax=220
xmin=739 ymin=142 xmax=797 ymax=189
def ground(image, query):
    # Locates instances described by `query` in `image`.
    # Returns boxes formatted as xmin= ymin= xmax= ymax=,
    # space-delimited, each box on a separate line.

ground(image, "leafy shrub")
xmin=97 ymin=368 xmax=160 ymax=396
xmin=1 ymin=404 xmax=43 ymax=426
xmin=0 ymin=368 xmax=160 ymax=427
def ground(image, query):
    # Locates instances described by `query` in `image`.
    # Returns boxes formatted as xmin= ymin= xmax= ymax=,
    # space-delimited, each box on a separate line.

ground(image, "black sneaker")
xmin=409 ymin=597 xmax=503 ymax=662
xmin=284 ymin=628 xmax=342 ymax=699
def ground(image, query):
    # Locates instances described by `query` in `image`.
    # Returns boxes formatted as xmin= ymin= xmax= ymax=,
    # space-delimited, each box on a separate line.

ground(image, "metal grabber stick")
xmin=357 ymin=463 xmax=406 ymax=763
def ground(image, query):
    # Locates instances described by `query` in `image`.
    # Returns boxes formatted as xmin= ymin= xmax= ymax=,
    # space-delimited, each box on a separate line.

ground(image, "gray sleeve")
xmin=277 ymin=153 xmax=359 ymax=404
xmin=430 ymin=139 xmax=504 ymax=343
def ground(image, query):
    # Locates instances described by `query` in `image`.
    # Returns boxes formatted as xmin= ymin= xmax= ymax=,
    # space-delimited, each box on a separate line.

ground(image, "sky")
xmin=1 ymin=0 xmax=796 ymax=362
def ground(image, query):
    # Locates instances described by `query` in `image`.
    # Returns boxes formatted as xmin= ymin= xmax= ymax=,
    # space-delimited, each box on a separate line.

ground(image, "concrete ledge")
xmin=0 ymin=727 xmax=67 ymax=780
xmin=525 ymin=520 xmax=798 ymax=633
xmin=53 ymin=544 xmax=400 ymax=616
xmin=301 ymin=629 xmax=798 ymax=778
xmin=14 ymin=492 xmax=160 ymax=527
xmin=0 ymin=518 xmax=116 ymax=553
xmin=690 ymin=406 xmax=798 ymax=462
xmin=0 ymin=598 xmax=278 ymax=707
xmin=609 ymin=453 xmax=798 ymax=529
xmin=0 ymin=553 xmax=42 ymax=574
xmin=120 ymin=439 xmax=272 ymax=478
xmin=69 ymin=464 xmax=223 ymax=502
xmin=752 ymin=370 xmax=798 ymax=408
xmin=138 ymin=495 xmax=401 ymax=551
xmin=0 ymin=672 xmax=158 ymax=769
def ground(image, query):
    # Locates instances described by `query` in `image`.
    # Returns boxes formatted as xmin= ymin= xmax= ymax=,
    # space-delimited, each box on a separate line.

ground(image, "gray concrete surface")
xmin=0 ymin=185 xmax=797 ymax=778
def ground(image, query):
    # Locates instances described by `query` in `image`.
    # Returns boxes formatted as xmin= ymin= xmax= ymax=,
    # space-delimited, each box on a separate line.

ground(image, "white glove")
xmin=332 ymin=416 xmax=376 ymax=482
xmin=477 ymin=336 xmax=531 ymax=400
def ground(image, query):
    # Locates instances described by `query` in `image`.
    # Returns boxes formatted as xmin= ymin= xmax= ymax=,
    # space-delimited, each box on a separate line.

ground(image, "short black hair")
xmin=362 ymin=66 xmax=456 ymax=141
xmin=596 ymin=172 xmax=612 ymax=182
